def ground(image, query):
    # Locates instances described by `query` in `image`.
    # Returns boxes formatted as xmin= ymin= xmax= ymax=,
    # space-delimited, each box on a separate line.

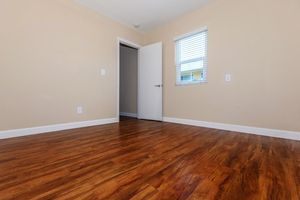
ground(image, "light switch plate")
xmin=225 ymin=74 xmax=231 ymax=82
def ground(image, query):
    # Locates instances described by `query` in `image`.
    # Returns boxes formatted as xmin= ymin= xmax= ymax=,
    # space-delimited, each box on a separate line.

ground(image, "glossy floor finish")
xmin=0 ymin=118 xmax=299 ymax=200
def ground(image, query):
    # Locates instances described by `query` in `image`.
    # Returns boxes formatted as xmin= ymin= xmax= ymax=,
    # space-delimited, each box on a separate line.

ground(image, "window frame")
xmin=175 ymin=27 xmax=208 ymax=86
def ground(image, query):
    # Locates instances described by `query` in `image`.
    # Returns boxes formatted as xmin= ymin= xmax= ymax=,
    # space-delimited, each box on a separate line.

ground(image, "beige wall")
xmin=0 ymin=0 xmax=144 ymax=131
xmin=1 ymin=0 xmax=300 ymax=133
xmin=120 ymin=45 xmax=138 ymax=115
xmin=146 ymin=0 xmax=300 ymax=132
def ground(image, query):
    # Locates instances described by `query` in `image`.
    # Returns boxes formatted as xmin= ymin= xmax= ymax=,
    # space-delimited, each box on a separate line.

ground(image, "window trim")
xmin=174 ymin=27 xmax=208 ymax=86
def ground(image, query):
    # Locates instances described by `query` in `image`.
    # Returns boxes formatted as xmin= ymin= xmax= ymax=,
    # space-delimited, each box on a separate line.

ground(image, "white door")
xmin=138 ymin=42 xmax=163 ymax=121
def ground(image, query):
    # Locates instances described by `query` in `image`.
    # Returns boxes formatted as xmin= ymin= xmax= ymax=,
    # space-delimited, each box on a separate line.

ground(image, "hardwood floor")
xmin=0 ymin=117 xmax=299 ymax=200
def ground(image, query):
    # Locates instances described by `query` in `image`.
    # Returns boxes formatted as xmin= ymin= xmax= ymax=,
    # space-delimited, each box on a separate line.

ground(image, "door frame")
xmin=117 ymin=37 xmax=141 ymax=121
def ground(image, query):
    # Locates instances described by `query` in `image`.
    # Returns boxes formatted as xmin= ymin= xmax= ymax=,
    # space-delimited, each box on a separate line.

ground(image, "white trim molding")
xmin=163 ymin=117 xmax=300 ymax=141
xmin=120 ymin=112 xmax=138 ymax=118
xmin=0 ymin=118 xmax=118 ymax=140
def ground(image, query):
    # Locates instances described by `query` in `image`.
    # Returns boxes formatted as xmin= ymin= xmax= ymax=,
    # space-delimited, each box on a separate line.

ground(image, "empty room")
xmin=0 ymin=0 xmax=299 ymax=199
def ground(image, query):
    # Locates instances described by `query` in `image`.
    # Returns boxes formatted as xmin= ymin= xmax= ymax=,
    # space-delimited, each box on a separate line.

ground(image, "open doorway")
xmin=119 ymin=42 xmax=139 ymax=120
xmin=117 ymin=38 xmax=163 ymax=122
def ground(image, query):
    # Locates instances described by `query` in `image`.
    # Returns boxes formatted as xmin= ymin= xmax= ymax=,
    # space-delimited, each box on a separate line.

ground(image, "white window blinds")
xmin=175 ymin=29 xmax=208 ymax=84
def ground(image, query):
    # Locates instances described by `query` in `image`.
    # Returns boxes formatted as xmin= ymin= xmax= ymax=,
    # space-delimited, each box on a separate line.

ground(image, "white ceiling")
xmin=75 ymin=0 xmax=209 ymax=31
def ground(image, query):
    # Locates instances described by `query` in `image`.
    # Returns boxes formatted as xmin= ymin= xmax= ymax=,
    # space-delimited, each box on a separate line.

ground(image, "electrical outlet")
xmin=77 ymin=106 xmax=83 ymax=114
xmin=100 ymin=68 xmax=106 ymax=76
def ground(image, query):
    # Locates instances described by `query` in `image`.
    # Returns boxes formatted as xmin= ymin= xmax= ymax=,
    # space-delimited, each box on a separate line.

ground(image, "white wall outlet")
xmin=100 ymin=68 xmax=106 ymax=76
xmin=225 ymin=74 xmax=231 ymax=82
xmin=77 ymin=106 xmax=83 ymax=114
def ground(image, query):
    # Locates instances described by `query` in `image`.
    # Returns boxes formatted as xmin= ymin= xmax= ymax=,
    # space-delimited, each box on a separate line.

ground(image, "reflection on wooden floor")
xmin=0 ymin=117 xmax=299 ymax=200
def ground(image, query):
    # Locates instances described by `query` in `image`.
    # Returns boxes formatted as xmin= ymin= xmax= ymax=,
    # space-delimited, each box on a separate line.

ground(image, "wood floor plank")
xmin=0 ymin=117 xmax=299 ymax=200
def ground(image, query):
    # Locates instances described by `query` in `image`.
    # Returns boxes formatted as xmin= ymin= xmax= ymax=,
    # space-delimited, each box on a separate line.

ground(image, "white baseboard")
xmin=163 ymin=117 xmax=300 ymax=141
xmin=2 ymin=116 xmax=299 ymax=141
xmin=120 ymin=112 xmax=138 ymax=118
xmin=0 ymin=118 xmax=119 ymax=140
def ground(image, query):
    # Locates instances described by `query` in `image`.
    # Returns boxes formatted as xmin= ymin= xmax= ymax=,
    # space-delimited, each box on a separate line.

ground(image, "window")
xmin=175 ymin=28 xmax=208 ymax=85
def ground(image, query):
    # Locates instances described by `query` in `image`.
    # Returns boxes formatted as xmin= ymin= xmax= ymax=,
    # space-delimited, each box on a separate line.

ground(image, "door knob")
xmin=154 ymin=84 xmax=162 ymax=87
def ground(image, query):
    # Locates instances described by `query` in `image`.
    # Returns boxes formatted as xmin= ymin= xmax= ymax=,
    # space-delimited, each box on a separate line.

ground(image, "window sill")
xmin=176 ymin=81 xmax=208 ymax=86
